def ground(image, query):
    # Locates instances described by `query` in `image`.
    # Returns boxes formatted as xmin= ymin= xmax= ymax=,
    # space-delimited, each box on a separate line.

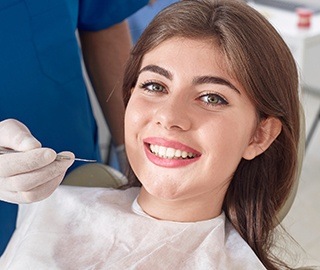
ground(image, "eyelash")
xmin=138 ymin=80 xmax=229 ymax=107
xmin=198 ymin=93 xmax=229 ymax=106
xmin=139 ymin=81 xmax=166 ymax=93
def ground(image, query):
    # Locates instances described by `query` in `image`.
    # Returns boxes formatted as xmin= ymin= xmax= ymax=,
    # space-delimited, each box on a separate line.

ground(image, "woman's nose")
xmin=154 ymin=95 xmax=192 ymax=131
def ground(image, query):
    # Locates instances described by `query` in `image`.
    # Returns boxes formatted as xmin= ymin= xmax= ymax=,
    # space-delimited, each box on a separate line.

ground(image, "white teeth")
xmin=158 ymin=146 xmax=166 ymax=157
xmin=166 ymin=147 xmax=175 ymax=159
xmin=174 ymin=149 xmax=181 ymax=158
xmin=149 ymin=144 xmax=196 ymax=159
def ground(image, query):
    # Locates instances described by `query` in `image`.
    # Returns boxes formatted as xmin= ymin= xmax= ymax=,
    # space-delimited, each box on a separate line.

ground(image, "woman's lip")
xmin=143 ymin=143 xmax=201 ymax=168
xmin=143 ymin=137 xmax=201 ymax=168
xmin=143 ymin=137 xmax=201 ymax=155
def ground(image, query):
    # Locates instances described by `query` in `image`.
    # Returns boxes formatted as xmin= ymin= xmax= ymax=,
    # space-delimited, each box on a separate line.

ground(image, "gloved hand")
xmin=0 ymin=119 xmax=74 ymax=204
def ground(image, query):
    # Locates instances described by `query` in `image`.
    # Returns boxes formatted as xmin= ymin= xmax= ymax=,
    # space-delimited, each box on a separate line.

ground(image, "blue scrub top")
xmin=0 ymin=0 xmax=148 ymax=170
xmin=0 ymin=0 xmax=148 ymax=256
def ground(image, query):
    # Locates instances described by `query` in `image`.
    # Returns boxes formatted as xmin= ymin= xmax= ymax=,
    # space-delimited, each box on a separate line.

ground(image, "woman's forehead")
xmin=139 ymin=37 xmax=240 ymax=87
xmin=141 ymin=37 xmax=225 ymax=66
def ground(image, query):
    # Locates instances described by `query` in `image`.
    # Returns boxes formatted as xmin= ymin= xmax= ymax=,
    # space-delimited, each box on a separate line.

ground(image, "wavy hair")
xmin=123 ymin=1 xmax=300 ymax=268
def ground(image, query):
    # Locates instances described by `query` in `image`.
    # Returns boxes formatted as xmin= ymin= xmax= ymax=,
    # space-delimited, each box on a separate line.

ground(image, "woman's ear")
xmin=242 ymin=117 xmax=282 ymax=160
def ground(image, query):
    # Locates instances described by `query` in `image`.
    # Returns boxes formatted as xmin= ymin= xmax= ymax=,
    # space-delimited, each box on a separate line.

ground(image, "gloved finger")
xmin=0 ymin=173 xmax=64 ymax=204
xmin=1 ymin=151 xmax=74 ymax=192
xmin=0 ymin=148 xmax=57 ymax=177
xmin=0 ymin=119 xmax=41 ymax=151
xmin=20 ymin=172 xmax=68 ymax=203
xmin=0 ymin=151 xmax=74 ymax=203
xmin=0 ymin=190 xmax=21 ymax=204
xmin=20 ymin=151 xmax=74 ymax=203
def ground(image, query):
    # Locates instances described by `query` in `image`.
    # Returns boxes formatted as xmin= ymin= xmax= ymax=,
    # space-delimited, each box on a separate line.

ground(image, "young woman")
xmin=122 ymin=0 xmax=301 ymax=268
xmin=0 ymin=0 xmax=306 ymax=269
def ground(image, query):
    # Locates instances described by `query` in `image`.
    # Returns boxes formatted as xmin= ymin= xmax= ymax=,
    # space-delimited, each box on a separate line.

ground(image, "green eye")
xmin=199 ymin=93 xmax=228 ymax=106
xmin=207 ymin=94 xmax=219 ymax=104
xmin=141 ymin=82 xmax=165 ymax=93
xmin=150 ymin=84 xmax=164 ymax=92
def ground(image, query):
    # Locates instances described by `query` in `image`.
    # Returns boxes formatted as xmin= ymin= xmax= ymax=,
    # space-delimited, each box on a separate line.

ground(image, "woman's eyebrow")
xmin=138 ymin=65 xmax=173 ymax=80
xmin=193 ymin=76 xmax=241 ymax=94
xmin=138 ymin=64 xmax=240 ymax=95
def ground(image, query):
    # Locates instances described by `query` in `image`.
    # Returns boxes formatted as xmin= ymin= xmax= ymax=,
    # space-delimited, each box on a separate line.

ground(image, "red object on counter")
xmin=296 ymin=8 xmax=313 ymax=28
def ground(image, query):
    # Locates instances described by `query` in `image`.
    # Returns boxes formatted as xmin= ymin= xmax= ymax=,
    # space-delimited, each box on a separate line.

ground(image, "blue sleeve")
xmin=78 ymin=0 xmax=149 ymax=31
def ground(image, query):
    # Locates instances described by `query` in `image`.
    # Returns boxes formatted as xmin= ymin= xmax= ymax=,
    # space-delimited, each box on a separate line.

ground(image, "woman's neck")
xmin=137 ymin=187 xmax=225 ymax=222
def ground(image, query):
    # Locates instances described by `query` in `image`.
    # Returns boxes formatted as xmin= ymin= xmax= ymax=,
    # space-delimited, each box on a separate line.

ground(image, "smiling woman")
xmin=122 ymin=0 xmax=301 ymax=268
xmin=0 ymin=0 xmax=307 ymax=269
xmin=125 ymin=37 xmax=263 ymax=222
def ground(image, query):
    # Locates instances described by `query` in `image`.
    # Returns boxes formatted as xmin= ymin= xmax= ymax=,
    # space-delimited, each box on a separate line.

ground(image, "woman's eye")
xmin=199 ymin=93 xmax=228 ymax=106
xmin=140 ymin=82 xmax=166 ymax=93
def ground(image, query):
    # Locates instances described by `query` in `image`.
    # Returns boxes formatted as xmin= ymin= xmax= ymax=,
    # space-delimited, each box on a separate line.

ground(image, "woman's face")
xmin=125 ymin=38 xmax=258 ymax=215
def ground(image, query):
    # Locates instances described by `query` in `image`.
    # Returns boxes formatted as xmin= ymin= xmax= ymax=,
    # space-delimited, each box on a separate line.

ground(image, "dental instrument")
xmin=0 ymin=147 xmax=96 ymax=163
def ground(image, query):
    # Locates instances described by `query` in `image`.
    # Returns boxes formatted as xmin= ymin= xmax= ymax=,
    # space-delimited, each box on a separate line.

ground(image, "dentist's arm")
xmin=0 ymin=119 xmax=74 ymax=203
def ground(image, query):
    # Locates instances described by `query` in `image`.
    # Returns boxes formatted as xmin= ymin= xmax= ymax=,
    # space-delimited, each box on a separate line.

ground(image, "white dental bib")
xmin=0 ymin=185 xmax=266 ymax=269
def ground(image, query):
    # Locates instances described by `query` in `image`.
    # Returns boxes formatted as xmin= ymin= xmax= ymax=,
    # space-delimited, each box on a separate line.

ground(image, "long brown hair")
xmin=123 ymin=0 xmax=300 ymax=268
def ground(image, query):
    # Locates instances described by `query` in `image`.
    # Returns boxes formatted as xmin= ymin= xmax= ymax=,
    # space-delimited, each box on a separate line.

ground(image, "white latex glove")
xmin=0 ymin=119 xmax=74 ymax=204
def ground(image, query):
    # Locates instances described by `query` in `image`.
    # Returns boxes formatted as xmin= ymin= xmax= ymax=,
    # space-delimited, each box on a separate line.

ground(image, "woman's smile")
xmin=125 ymin=37 xmax=258 ymax=206
xmin=143 ymin=137 xmax=201 ymax=168
xmin=149 ymin=145 xmax=196 ymax=159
